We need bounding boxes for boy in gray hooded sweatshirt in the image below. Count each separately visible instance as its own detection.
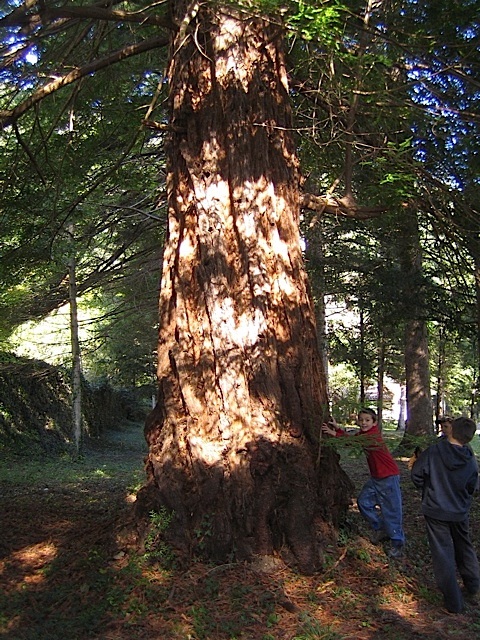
[411,416,480,613]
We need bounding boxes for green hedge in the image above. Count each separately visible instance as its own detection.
[0,353,143,455]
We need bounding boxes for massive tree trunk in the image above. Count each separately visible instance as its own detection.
[136,3,352,573]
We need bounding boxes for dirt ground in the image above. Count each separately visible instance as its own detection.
[1,427,480,640]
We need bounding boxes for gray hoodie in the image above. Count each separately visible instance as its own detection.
[411,437,479,521]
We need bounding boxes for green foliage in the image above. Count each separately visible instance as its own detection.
[0,352,144,455]
[237,0,344,31]
[352,547,371,563]
[194,513,215,552]
[143,508,176,567]
[83,270,160,388]
[189,603,213,639]
[0,354,73,454]
[1,0,480,428]
[328,363,363,421]
[0,4,168,343]
[286,1,344,43]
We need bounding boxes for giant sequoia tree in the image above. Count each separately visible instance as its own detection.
[136,3,352,572]
[3,0,478,570]
[1,0,353,571]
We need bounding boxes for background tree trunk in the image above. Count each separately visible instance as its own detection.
[474,256,480,421]
[137,4,352,573]
[307,231,330,393]
[400,209,433,439]
[435,326,446,428]
[377,333,386,430]
[67,225,82,454]
[359,308,366,405]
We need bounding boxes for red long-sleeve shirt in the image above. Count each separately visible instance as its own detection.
[334,423,399,479]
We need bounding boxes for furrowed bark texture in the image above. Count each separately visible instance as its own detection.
[137,3,352,573]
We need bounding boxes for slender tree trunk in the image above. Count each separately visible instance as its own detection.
[404,318,432,434]
[316,291,329,395]
[377,333,385,430]
[68,245,82,454]
[359,309,366,404]
[397,384,406,430]
[399,209,433,439]
[474,256,480,421]
[306,229,329,394]
[137,3,352,573]
[435,326,446,431]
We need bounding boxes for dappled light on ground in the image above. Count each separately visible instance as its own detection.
[1,542,57,589]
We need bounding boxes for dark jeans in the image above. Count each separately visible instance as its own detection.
[425,516,480,613]
[357,475,405,545]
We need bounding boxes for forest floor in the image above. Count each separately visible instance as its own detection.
[1,423,480,640]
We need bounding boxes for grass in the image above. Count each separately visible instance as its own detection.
[0,421,147,491]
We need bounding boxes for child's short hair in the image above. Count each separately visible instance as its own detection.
[451,417,476,444]
[358,407,377,422]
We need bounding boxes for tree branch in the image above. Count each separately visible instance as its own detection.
[301,193,386,221]
[0,36,169,128]
[45,5,170,28]
[1,3,172,30]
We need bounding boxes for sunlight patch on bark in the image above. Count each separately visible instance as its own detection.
[270,226,292,265]
[196,189,230,232]
[215,17,250,90]
[236,206,256,238]
[188,434,225,465]
[273,269,295,297]
[178,230,196,259]
[210,297,266,349]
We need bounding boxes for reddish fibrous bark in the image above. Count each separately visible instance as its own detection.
[137,3,352,573]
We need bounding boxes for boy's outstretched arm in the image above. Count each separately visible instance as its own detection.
[407,446,423,471]
[410,450,427,488]
[321,417,347,438]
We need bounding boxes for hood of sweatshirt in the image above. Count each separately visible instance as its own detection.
[437,436,474,471]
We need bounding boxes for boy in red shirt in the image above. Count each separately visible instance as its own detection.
[322,408,405,558]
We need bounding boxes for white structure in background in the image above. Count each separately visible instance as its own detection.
[365,379,406,425]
